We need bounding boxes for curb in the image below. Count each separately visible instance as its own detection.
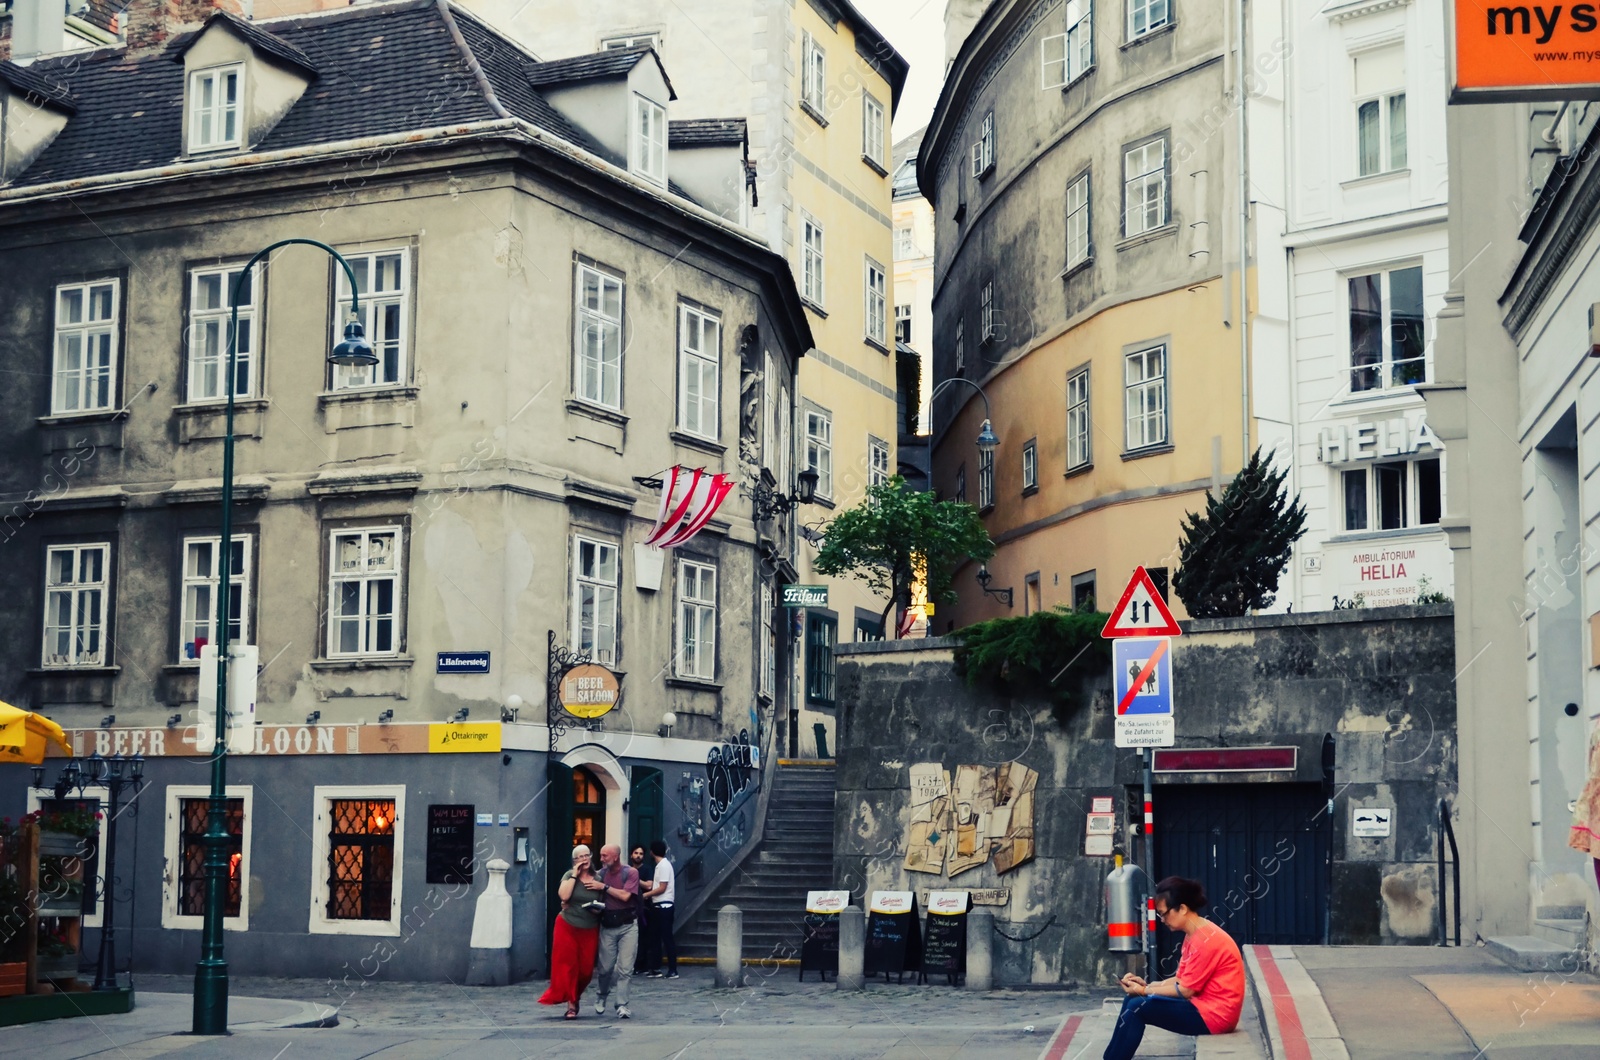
[227,1000,340,1031]
[1243,945,1348,1060]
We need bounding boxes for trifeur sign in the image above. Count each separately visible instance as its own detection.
[1452,0,1600,102]
[782,584,828,608]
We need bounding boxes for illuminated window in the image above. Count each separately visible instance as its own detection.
[325,798,397,921]
[178,797,245,917]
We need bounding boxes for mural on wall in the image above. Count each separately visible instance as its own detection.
[706,729,756,824]
[903,760,1037,877]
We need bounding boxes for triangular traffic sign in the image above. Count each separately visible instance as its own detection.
[1101,566,1182,638]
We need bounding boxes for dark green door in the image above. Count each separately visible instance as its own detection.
[629,766,664,850]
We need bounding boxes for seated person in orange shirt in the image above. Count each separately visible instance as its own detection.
[1104,876,1245,1060]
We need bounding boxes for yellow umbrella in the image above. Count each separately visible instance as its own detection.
[0,700,72,765]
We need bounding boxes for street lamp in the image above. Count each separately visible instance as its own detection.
[928,377,1001,455]
[750,467,821,520]
[194,239,373,1036]
[975,565,1014,608]
[33,753,145,992]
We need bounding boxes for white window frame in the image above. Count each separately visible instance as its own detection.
[955,318,966,375]
[1042,0,1094,88]
[760,582,775,697]
[601,32,661,51]
[573,260,625,409]
[1340,456,1442,533]
[308,784,406,937]
[51,279,119,415]
[188,64,242,153]
[178,535,251,664]
[978,447,995,510]
[1022,439,1038,491]
[325,526,402,659]
[801,213,825,306]
[186,265,258,402]
[677,302,721,439]
[1347,264,1427,392]
[1128,0,1170,40]
[630,93,668,186]
[863,91,885,166]
[971,110,995,178]
[572,534,619,665]
[1356,91,1407,177]
[1066,171,1092,268]
[895,227,916,260]
[865,257,888,346]
[25,785,107,927]
[1067,367,1092,470]
[162,784,254,932]
[1124,344,1168,451]
[331,249,409,390]
[42,542,109,669]
[981,280,996,343]
[895,303,912,344]
[1123,136,1168,237]
[675,559,717,680]
[802,31,827,113]
[805,407,834,500]
[868,435,891,487]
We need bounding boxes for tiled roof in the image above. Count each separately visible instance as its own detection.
[668,118,745,148]
[0,60,76,112]
[78,0,119,34]
[4,0,617,188]
[526,44,676,100]
[174,11,317,76]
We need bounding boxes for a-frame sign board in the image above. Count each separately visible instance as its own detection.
[1100,566,1182,638]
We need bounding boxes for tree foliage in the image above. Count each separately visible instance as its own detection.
[812,477,994,630]
[950,606,1110,714]
[1173,447,1308,618]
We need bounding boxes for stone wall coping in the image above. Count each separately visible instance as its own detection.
[835,603,1453,657]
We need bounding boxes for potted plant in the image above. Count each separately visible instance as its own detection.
[28,809,100,858]
[35,924,78,982]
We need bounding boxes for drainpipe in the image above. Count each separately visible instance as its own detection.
[1237,0,1252,465]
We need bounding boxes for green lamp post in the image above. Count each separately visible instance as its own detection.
[193,239,375,1035]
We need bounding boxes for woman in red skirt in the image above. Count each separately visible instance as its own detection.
[540,845,604,1018]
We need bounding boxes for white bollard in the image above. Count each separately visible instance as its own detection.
[716,905,743,988]
[837,905,865,990]
[965,908,993,991]
[464,858,512,986]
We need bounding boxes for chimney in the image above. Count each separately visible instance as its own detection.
[124,0,242,54]
[8,0,59,63]
[944,0,989,69]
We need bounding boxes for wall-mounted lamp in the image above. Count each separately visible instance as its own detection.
[101,714,115,728]
[751,468,821,520]
[167,713,182,728]
[502,693,524,724]
[451,707,470,724]
[975,566,1014,607]
[659,710,677,738]
[378,709,394,724]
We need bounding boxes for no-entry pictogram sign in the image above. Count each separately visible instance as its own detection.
[1101,566,1182,638]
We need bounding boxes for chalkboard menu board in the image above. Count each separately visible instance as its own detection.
[799,890,848,982]
[864,891,921,983]
[920,891,971,985]
[426,804,475,885]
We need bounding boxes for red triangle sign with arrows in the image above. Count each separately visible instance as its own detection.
[1101,566,1182,638]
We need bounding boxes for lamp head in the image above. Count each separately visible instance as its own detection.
[795,468,820,504]
[130,755,145,782]
[976,419,1000,455]
[976,566,993,590]
[329,319,378,367]
[31,765,44,790]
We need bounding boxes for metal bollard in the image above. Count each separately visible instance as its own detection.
[837,905,865,990]
[966,908,993,990]
[716,905,743,987]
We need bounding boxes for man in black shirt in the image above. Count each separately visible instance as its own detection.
[630,843,656,974]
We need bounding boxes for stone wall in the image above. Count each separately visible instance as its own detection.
[833,604,1457,986]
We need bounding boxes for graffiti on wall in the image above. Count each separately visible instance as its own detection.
[706,728,757,823]
[678,773,708,845]
[903,760,1037,878]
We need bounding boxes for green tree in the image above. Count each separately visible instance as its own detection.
[1173,448,1307,618]
[813,476,995,633]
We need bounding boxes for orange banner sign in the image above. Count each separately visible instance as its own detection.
[1454,1,1600,102]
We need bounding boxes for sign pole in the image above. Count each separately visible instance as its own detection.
[1142,746,1155,975]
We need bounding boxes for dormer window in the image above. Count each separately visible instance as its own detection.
[189,65,243,152]
[631,94,667,186]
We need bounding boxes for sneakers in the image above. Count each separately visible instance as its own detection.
[644,970,664,978]
[616,1005,632,1019]
[666,972,680,980]
[594,998,606,1015]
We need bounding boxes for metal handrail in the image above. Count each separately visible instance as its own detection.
[1437,798,1461,946]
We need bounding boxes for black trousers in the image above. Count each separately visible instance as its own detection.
[632,904,654,972]
[654,904,677,974]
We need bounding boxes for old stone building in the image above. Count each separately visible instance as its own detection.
[0,0,808,980]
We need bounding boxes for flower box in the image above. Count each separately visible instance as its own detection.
[35,953,79,982]
[0,962,25,998]
[37,833,89,858]
[36,900,81,918]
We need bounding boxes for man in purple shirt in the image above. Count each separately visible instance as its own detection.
[591,843,640,1018]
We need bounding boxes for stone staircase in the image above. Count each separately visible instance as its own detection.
[1485,904,1593,972]
[677,761,836,961]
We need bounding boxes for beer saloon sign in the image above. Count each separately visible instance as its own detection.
[559,663,621,720]
[1453,1,1600,101]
